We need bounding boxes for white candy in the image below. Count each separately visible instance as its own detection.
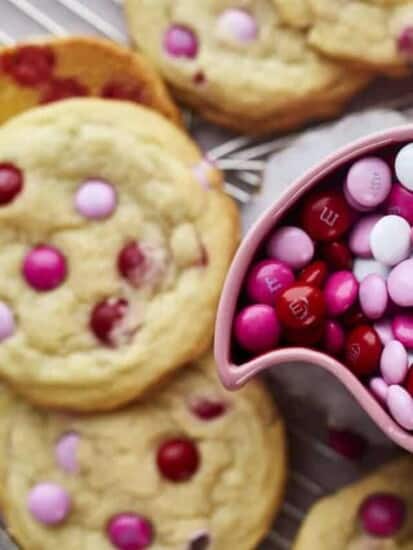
[395,143,413,191]
[370,215,411,266]
[353,258,389,283]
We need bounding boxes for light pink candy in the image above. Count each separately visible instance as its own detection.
[0,302,15,342]
[374,319,394,346]
[345,157,392,209]
[359,274,388,320]
[216,8,258,43]
[323,320,345,355]
[267,226,314,270]
[380,340,408,385]
[344,186,371,212]
[392,314,413,349]
[324,271,358,317]
[388,259,413,307]
[75,180,117,220]
[55,433,79,474]
[349,215,381,258]
[27,483,71,525]
[387,385,413,430]
[369,377,389,404]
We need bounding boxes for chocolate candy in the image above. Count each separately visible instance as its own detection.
[266,226,314,269]
[349,215,380,258]
[360,493,406,537]
[188,531,211,550]
[284,322,325,346]
[163,25,199,58]
[190,398,227,421]
[75,179,117,220]
[369,377,389,404]
[353,257,389,283]
[90,298,129,347]
[370,215,411,266]
[321,241,353,271]
[0,302,15,342]
[157,438,200,482]
[276,284,325,330]
[23,245,67,292]
[359,274,388,321]
[386,183,413,224]
[0,163,23,205]
[387,385,413,430]
[246,259,294,305]
[324,271,358,317]
[392,314,413,349]
[299,260,327,288]
[345,157,391,210]
[216,8,258,44]
[301,191,351,242]
[107,513,153,550]
[27,482,71,525]
[374,319,394,346]
[55,433,79,474]
[395,143,413,191]
[345,325,382,377]
[234,304,280,353]
[380,340,408,385]
[388,259,413,307]
[323,320,345,355]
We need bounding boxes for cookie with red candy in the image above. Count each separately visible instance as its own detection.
[0,354,286,550]
[0,36,181,126]
[294,457,411,550]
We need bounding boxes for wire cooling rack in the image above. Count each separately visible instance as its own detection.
[0,1,411,548]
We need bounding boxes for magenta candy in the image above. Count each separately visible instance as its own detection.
[393,314,413,349]
[349,215,380,258]
[359,274,388,320]
[0,302,15,342]
[388,259,413,307]
[328,428,366,460]
[163,25,198,58]
[107,513,153,550]
[380,340,408,385]
[324,271,358,317]
[398,26,413,54]
[246,259,294,305]
[267,226,314,270]
[386,183,413,224]
[369,377,389,404]
[216,9,258,43]
[75,179,117,220]
[323,320,345,355]
[387,385,413,430]
[55,433,79,474]
[23,245,67,291]
[374,320,394,346]
[27,483,71,525]
[234,305,280,354]
[345,157,392,210]
[360,493,406,537]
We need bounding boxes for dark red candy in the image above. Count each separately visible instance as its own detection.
[157,438,200,482]
[321,241,353,271]
[118,242,145,282]
[40,78,88,103]
[341,305,367,328]
[101,81,145,103]
[276,284,325,330]
[0,163,23,205]
[90,298,128,347]
[360,494,406,537]
[345,325,382,377]
[284,322,324,346]
[2,45,55,86]
[301,191,352,242]
[299,261,328,288]
[190,398,227,421]
[328,428,367,461]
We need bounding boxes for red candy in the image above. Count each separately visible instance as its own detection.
[321,241,353,271]
[40,78,88,104]
[341,305,367,328]
[2,45,55,86]
[190,398,227,420]
[299,260,327,288]
[360,494,406,537]
[0,163,23,205]
[344,325,382,377]
[276,284,325,330]
[328,428,367,460]
[301,191,352,241]
[284,322,324,346]
[90,298,129,347]
[157,438,200,482]
[101,81,145,103]
[118,242,145,283]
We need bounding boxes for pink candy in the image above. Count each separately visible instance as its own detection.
[388,259,413,307]
[345,157,392,210]
[267,226,314,270]
[55,433,80,474]
[349,215,380,258]
[234,305,280,354]
[369,377,389,404]
[374,319,394,346]
[107,513,153,550]
[380,340,408,385]
[75,179,117,220]
[359,274,388,320]
[324,271,358,317]
[387,385,413,430]
[0,302,15,342]
[323,320,345,355]
[386,183,413,224]
[246,259,294,305]
[23,245,67,292]
[392,314,413,349]
[163,25,198,58]
[27,483,71,525]
[216,9,258,44]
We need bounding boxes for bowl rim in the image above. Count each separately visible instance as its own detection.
[214,123,413,452]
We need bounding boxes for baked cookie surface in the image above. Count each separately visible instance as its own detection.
[1,354,286,550]
[308,0,413,74]
[125,0,371,135]
[0,99,239,411]
[294,457,413,550]
[0,36,181,125]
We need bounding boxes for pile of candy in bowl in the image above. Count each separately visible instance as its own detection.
[233,143,413,431]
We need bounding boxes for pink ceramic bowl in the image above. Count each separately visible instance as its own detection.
[215,124,413,453]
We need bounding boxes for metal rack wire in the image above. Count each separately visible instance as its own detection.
[0,1,407,548]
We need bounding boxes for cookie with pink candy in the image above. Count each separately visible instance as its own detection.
[0,98,239,411]
[0,354,286,550]
[294,457,411,549]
